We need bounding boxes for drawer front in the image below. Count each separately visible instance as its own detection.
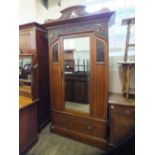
[52,111,106,139]
[110,105,135,144]
[110,104,135,117]
[112,115,134,143]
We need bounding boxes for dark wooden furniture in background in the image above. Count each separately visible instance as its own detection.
[108,94,135,147]
[65,73,88,103]
[44,6,114,149]
[19,22,50,131]
[19,32,39,154]
[19,99,38,155]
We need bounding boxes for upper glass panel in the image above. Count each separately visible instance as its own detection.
[52,43,58,63]
[96,39,105,62]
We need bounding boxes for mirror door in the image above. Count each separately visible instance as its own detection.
[50,33,108,117]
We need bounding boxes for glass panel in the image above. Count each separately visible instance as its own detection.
[96,39,105,62]
[52,43,58,62]
[19,56,32,81]
[19,56,32,98]
[63,37,90,113]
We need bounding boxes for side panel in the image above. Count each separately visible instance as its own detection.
[92,35,109,120]
[49,40,63,110]
[19,102,38,155]
[36,29,50,130]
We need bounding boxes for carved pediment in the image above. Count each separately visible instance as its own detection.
[59,5,88,19]
[45,5,111,23]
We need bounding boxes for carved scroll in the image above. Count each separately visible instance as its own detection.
[48,20,108,46]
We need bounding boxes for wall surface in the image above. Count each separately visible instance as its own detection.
[19,0,135,94]
[19,0,37,24]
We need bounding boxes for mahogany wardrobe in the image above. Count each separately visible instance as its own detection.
[44,6,114,149]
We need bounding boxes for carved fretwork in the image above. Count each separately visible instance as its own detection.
[48,20,108,46]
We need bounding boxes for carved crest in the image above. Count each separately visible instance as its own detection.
[45,5,111,24]
[59,5,88,19]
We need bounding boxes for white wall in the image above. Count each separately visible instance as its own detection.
[35,0,48,23]
[108,6,135,94]
[64,37,90,72]
[19,0,37,24]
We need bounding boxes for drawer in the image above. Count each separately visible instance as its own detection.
[113,113,134,133]
[110,104,135,117]
[110,116,134,144]
[52,112,106,139]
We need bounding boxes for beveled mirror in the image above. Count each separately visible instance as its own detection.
[63,36,90,113]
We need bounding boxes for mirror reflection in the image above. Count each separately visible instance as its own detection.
[19,56,32,81]
[19,56,32,97]
[63,37,90,113]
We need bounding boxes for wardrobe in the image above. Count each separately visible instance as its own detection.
[19,23,50,131]
[43,6,115,149]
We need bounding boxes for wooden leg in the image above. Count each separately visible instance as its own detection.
[122,65,130,99]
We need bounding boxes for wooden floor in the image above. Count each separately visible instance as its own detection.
[26,123,105,155]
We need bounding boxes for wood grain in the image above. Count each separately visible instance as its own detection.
[19,95,32,109]
[19,102,38,155]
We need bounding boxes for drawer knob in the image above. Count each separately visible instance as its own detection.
[125,110,134,116]
[87,125,93,130]
[111,105,115,109]
[61,119,67,123]
[51,125,54,130]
